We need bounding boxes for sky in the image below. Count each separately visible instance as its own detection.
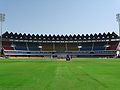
[0,0,120,35]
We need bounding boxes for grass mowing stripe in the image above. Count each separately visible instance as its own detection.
[67,61,107,90]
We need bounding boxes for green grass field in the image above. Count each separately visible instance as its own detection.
[0,57,120,90]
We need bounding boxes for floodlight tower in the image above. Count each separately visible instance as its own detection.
[116,14,120,37]
[116,14,120,55]
[0,13,5,50]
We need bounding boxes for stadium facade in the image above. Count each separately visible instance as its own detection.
[1,31,120,57]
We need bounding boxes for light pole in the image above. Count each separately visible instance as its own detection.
[0,13,5,50]
[116,14,120,37]
[116,14,120,56]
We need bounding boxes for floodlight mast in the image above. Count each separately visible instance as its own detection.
[116,14,120,53]
[116,14,120,37]
[0,13,5,50]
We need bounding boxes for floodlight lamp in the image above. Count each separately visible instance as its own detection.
[0,13,5,22]
[78,46,82,48]
[38,46,42,48]
[116,14,120,22]
[11,44,15,47]
[104,44,110,48]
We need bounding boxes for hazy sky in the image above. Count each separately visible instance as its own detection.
[0,0,120,35]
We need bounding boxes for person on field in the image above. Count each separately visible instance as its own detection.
[1,47,5,57]
[66,55,70,61]
[116,51,120,58]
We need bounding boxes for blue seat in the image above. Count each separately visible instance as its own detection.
[13,42,27,50]
[80,42,93,51]
[27,42,41,51]
[93,42,106,50]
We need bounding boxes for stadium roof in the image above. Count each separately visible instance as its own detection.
[2,31,119,41]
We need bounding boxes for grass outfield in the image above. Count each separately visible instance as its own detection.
[0,58,120,90]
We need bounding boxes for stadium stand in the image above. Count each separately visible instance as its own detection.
[67,43,79,51]
[93,42,107,50]
[27,42,41,51]
[13,42,27,50]
[2,31,120,57]
[42,43,53,51]
[2,41,13,50]
[107,41,119,50]
[80,42,93,51]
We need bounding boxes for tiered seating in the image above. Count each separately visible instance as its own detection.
[27,42,40,51]
[55,43,66,51]
[80,42,93,51]
[107,41,119,50]
[42,43,53,51]
[67,43,79,51]
[93,42,106,50]
[4,41,41,51]
[13,42,27,50]
[2,31,119,57]
[2,41,14,50]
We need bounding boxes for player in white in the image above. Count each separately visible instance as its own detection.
[116,51,120,57]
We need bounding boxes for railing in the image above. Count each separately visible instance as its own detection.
[4,50,117,56]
